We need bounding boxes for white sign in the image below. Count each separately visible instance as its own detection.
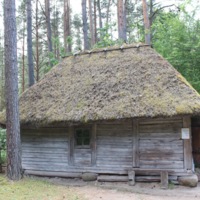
[181,128,190,139]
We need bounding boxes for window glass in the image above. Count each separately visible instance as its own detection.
[75,128,91,147]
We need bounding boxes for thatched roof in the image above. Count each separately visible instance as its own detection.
[18,44,200,126]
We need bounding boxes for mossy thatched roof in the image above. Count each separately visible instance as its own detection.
[18,44,200,126]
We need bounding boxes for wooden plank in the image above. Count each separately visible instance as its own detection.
[22,157,68,163]
[139,117,182,125]
[22,142,68,148]
[132,119,139,167]
[91,123,97,166]
[139,123,182,133]
[24,170,81,178]
[140,153,184,161]
[96,124,132,131]
[160,171,168,189]
[97,175,128,182]
[69,126,74,166]
[183,116,193,170]
[139,139,183,146]
[139,164,183,169]
[22,148,68,153]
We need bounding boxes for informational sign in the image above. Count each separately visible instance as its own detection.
[181,128,190,139]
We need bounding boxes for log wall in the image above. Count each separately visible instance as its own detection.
[22,128,69,172]
[138,118,184,169]
[21,117,191,178]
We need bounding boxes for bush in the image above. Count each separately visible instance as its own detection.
[0,129,6,164]
[0,129,6,151]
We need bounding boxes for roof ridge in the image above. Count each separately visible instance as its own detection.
[63,44,151,58]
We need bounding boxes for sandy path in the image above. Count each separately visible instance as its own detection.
[74,182,200,200]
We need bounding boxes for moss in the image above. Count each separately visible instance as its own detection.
[177,74,200,95]
[4,44,200,127]
[175,104,192,114]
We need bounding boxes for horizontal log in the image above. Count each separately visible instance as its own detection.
[139,153,183,161]
[98,175,129,182]
[23,165,188,175]
[97,119,132,125]
[22,128,69,134]
[96,131,132,136]
[22,152,68,158]
[22,142,68,148]
[22,148,68,153]
[97,124,132,131]
[139,118,182,125]
[96,156,132,162]
[24,170,81,178]
[22,137,68,143]
[139,164,183,169]
[139,123,182,133]
[22,157,68,163]
[139,138,183,145]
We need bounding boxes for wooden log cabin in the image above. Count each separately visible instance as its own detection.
[3,44,200,184]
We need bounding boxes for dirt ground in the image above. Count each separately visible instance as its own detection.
[46,177,200,200]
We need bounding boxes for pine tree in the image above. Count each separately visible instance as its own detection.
[4,0,22,180]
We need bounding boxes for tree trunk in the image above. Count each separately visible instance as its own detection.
[117,0,126,41]
[82,0,89,50]
[45,0,53,54]
[27,0,34,87]
[35,0,39,82]
[97,0,102,29]
[94,0,97,43]
[142,0,151,45]
[88,0,95,47]
[64,0,71,53]
[4,0,22,181]
[22,19,25,91]
[106,0,111,25]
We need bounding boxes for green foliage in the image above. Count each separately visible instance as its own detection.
[94,24,116,48]
[152,11,200,93]
[0,129,6,151]
[0,129,6,164]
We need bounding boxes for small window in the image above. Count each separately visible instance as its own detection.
[75,128,91,147]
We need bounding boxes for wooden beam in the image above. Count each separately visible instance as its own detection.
[91,123,97,166]
[68,126,74,166]
[133,119,139,167]
[183,117,192,170]
[160,171,168,189]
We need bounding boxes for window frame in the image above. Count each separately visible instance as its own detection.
[74,126,92,149]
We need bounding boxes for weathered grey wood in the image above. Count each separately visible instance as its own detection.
[24,170,81,178]
[91,123,97,166]
[74,148,91,166]
[160,171,168,189]
[140,153,183,161]
[133,119,139,167]
[140,160,183,169]
[128,170,135,186]
[69,126,74,166]
[139,117,182,125]
[183,116,192,170]
[98,175,128,182]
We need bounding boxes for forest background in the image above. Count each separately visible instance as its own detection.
[0,0,199,112]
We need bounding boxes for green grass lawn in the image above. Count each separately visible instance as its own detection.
[0,174,83,200]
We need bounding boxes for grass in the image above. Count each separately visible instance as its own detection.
[0,174,84,200]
